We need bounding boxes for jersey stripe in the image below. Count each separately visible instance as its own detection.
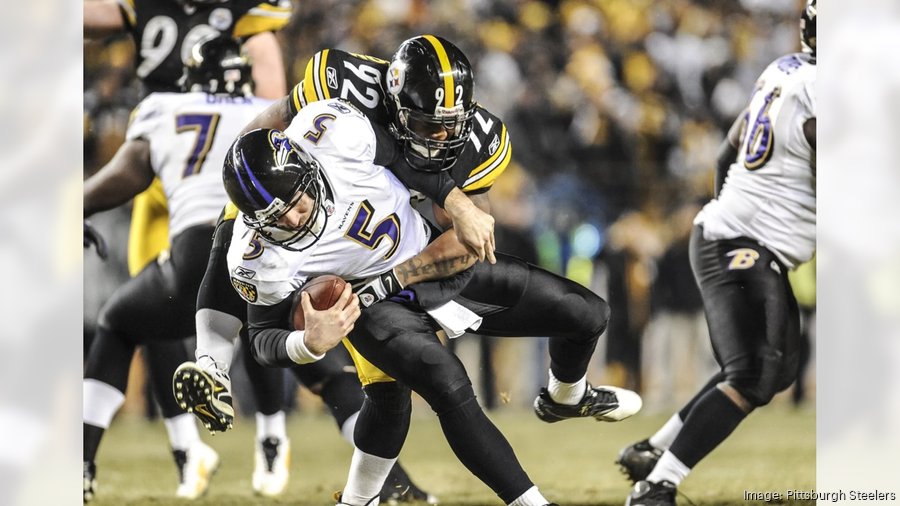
[302,51,330,104]
[318,49,332,100]
[290,82,304,113]
[463,126,511,191]
[233,3,292,38]
[422,35,454,109]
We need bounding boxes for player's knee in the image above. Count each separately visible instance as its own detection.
[428,382,477,416]
[561,292,610,339]
[363,381,411,414]
[727,368,782,408]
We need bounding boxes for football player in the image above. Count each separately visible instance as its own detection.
[619,3,817,505]
[228,36,642,506]
[84,0,296,498]
[82,35,288,501]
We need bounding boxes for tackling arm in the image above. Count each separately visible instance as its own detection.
[239,96,295,135]
[84,139,154,217]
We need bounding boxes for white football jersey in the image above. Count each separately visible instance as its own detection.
[696,53,816,269]
[227,99,432,305]
[126,92,271,239]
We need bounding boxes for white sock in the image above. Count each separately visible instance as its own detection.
[508,485,549,506]
[256,411,288,441]
[341,411,360,445]
[83,379,126,428]
[648,414,684,450]
[164,413,200,451]
[647,450,691,486]
[342,448,396,505]
[195,308,242,373]
[547,369,586,405]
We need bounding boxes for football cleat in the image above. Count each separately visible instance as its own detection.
[616,439,663,483]
[533,384,642,423]
[252,437,291,496]
[626,480,677,506]
[83,461,97,502]
[174,440,220,499]
[381,462,439,504]
[173,361,234,434]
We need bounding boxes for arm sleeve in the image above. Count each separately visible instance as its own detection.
[387,156,457,207]
[247,297,295,367]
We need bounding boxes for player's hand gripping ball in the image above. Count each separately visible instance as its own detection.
[290,275,348,330]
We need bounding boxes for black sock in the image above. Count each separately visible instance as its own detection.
[84,423,105,463]
[143,341,192,418]
[437,394,532,503]
[678,372,727,421]
[354,383,411,458]
[319,372,365,429]
[669,387,747,468]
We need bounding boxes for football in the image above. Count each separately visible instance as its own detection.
[290,275,348,330]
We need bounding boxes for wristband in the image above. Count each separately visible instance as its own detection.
[285,330,325,364]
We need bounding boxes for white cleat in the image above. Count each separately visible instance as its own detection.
[174,440,220,499]
[252,437,290,497]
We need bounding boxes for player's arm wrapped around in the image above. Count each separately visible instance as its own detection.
[354,228,478,309]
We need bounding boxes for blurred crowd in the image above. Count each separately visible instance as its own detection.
[84,0,813,413]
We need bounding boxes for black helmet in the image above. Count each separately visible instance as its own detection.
[800,0,816,56]
[182,34,253,96]
[222,129,332,251]
[386,35,476,172]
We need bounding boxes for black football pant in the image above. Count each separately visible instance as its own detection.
[689,225,801,406]
[349,253,610,503]
[83,225,284,418]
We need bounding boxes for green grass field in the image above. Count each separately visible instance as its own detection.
[92,404,814,505]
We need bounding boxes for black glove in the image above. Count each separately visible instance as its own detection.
[84,220,108,260]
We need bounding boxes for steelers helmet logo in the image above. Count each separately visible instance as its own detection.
[387,61,406,96]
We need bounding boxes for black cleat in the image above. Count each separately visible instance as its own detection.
[381,462,439,504]
[626,480,677,506]
[334,492,378,505]
[83,461,96,503]
[173,362,234,434]
[533,384,642,423]
[616,439,663,483]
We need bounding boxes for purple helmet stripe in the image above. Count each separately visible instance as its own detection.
[240,149,276,205]
[232,151,262,208]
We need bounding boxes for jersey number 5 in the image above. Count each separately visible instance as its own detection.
[176,113,221,177]
[344,200,401,260]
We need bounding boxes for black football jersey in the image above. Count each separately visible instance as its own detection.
[289,49,512,194]
[117,0,292,95]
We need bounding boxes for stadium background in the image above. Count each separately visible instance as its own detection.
[82,0,816,503]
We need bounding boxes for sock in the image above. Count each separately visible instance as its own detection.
[508,485,550,506]
[195,308,242,373]
[342,448,396,505]
[667,387,748,469]
[678,372,726,421]
[83,379,125,429]
[164,413,201,451]
[547,369,586,405]
[341,411,360,445]
[256,411,288,441]
[646,450,691,486]
[648,414,684,450]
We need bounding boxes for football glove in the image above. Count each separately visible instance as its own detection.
[84,220,108,260]
[354,270,403,308]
